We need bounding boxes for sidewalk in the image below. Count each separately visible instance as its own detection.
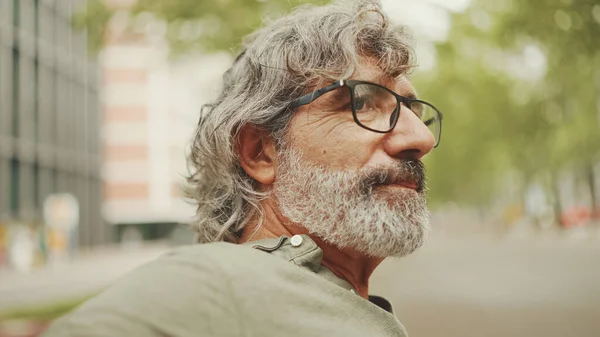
[0,243,169,312]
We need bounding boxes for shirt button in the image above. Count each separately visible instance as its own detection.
[350,289,356,294]
[290,235,303,247]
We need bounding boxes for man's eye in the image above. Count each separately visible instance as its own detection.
[355,97,366,110]
[354,96,376,112]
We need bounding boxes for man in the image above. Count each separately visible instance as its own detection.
[44,0,442,336]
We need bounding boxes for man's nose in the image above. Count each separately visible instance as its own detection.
[383,105,436,160]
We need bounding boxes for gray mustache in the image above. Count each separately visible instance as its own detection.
[359,160,426,193]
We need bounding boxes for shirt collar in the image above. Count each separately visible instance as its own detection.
[244,234,395,314]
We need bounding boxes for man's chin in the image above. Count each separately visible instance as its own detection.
[372,235,428,258]
[372,185,421,205]
[388,236,428,258]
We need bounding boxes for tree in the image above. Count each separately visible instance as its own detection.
[74,0,327,53]
[419,0,600,224]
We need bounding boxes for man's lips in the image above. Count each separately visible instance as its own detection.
[379,180,419,190]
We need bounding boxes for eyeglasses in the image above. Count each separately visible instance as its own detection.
[291,79,443,147]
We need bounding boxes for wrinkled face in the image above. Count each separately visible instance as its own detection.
[273,60,436,258]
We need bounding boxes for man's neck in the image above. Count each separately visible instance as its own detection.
[238,199,383,299]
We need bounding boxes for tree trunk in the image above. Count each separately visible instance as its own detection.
[588,163,598,221]
[551,172,564,228]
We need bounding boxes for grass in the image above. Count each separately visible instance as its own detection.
[0,294,95,322]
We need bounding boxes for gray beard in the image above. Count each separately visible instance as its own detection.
[273,147,431,258]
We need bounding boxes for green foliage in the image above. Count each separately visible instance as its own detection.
[420,0,600,207]
[74,0,327,54]
[72,0,113,53]
[0,294,94,321]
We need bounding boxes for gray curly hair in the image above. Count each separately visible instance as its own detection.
[185,0,415,243]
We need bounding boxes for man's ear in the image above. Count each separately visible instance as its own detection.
[236,124,277,186]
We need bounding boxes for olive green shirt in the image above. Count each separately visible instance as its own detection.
[44,235,407,336]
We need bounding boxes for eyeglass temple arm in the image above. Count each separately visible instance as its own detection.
[291,81,344,107]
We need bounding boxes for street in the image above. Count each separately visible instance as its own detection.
[372,231,600,337]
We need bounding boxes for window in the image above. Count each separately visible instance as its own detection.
[19,163,34,218]
[0,159,8,217]
[33,163,39,208]
[19,52,35,142]
[11,48,19,138]
[0,43,12,136]
[37,166,52,211]
[16,0,35,145]
[87,90,100,156]
[38,65,54,147]
[9,158,19,215]
[38,0,53,45]
[12,0,20,27]
[33,0,40,143]
[34,0,39,35]
[72,83,83,154]
[55,74,68,151]
[20,0,34,34]
[51,167,58,193]
[1,1,13,24]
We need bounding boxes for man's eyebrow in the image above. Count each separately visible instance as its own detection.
[401,91,418,100]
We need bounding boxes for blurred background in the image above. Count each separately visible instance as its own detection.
[0,0,598,336]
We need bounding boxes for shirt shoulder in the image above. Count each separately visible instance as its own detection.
[43,242,262,337]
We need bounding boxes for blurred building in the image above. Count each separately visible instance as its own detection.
[0,0,106,264]
[100,39,183,241]
[100,4,231,242]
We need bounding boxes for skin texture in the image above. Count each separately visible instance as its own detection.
[236,59,435,299]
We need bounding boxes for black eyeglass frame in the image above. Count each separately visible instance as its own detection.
[291,79,443,147]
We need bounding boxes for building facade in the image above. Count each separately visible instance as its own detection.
[100,6,230,242]
[0,0,106,259]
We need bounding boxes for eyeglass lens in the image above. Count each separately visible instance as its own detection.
[352,83,441,145]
